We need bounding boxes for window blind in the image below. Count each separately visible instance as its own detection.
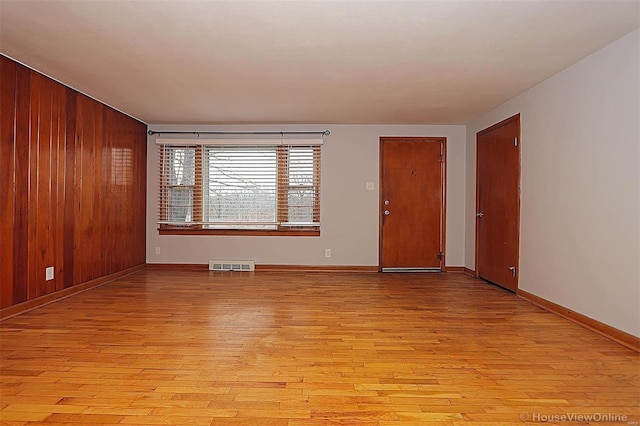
[158,143,320,230]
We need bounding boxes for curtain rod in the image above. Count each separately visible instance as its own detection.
[147,129,330,137]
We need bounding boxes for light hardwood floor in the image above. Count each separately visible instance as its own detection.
[1,270,638,425]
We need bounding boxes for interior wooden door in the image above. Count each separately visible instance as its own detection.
[476,114,520,291]
[380,137,445,271]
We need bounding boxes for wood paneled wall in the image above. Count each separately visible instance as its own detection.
[0,55,146,309]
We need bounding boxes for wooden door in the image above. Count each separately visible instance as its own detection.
[380,137,445,271]
[476,114,520,291]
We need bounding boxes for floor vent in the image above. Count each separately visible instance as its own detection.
[208,260,255,272]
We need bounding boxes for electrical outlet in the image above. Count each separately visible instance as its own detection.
[155,247,161,255]
[365,182,375,191]
[325,248,332,258]
[45,267,54,281]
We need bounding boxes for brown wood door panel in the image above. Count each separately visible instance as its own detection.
[476,115,520,291]
[380,138,444,270]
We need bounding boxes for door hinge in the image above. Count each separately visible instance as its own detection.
[514,137,518,147]
[439,154,444,163]
[437,252,444,260]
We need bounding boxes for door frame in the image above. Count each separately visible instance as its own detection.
[378,137,447,272]
[475,113,521,288]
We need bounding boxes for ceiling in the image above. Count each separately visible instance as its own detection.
[1,1,638,125]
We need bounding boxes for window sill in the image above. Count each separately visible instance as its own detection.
[158,228,320,237]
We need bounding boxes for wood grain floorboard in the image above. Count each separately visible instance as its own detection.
[1,270,638,425]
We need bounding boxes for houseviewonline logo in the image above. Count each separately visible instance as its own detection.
[519,412,635,423]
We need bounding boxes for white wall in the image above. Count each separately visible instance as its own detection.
[465,30,640,336]
[147,124,466,267]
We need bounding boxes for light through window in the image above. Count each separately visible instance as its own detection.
[204,146,277,229]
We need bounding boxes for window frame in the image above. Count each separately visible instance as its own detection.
[158,144,320,236]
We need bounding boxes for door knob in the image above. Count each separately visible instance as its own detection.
[384,210,390,216]
[384,200,390,205]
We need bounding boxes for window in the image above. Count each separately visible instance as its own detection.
[158,141,321,235]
